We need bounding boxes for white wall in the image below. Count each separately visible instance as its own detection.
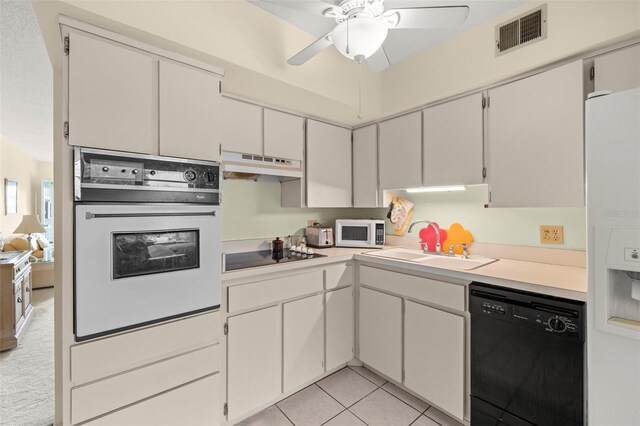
[381,1,640,116]
[388,187,586,250]
[222,179,385,241]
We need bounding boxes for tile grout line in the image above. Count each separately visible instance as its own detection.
[315,382,349,410]
[275,403,296,426]
[347,408,371,426]
[378,385,429,416]
[319,408,348,426]
[347,365,387,388]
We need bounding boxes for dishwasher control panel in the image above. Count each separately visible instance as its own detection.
[470,283,585,341]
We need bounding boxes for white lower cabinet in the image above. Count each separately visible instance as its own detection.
[404,300,465,420]
[86,374,221,426]
[283,294,325,392]
[326,287,354,371]
[227,306,281,421]
[359,287,402,382]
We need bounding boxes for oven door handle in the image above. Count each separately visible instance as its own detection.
[85,211,216,220]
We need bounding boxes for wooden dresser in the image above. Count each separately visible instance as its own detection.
[0,251,34,351]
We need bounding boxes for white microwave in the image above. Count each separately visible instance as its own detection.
[335,219,385,248]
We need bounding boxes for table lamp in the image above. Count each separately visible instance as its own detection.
[14,215,46,254]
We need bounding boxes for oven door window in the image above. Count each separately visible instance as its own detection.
[113,230,199,279]
[341,226,369,242]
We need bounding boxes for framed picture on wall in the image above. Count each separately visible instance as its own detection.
[5,179,17,215]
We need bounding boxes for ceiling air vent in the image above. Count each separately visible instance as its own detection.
[496,5,547,56]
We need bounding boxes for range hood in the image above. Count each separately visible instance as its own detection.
[222,151,303,180]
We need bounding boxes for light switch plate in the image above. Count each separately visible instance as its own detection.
[540,225,564,244]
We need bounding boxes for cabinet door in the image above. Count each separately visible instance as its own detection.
[159,60,221,161]
[423,93,484,186]
[227,306,281,421]
[14,282,23,327]
[358,287,402,382]
[86,374,221,426]
[326,287,354,371]
[283,294,324,392]
[405,301,465,420]
[221,97,262,155]
[353,124,379,207]
[487,61,584,207]
[379,112,422,190]
[21,272,31,314]
[595,44,640,93]
[306,120,352,207]
[68,32,156,154]
[264,109,304,161]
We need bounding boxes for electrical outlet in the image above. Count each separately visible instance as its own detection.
[540,225,564,244]
[307,219,319,227]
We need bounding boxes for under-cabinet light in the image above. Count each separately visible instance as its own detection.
[406,186,466,193]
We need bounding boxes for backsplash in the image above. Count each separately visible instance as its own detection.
[388,186,586,250]
[221,179,385,241]
[222,181,585,250]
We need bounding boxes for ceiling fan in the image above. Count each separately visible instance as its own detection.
[285,0,470,70]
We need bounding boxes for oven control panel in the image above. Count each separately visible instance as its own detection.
[75,147,220,204]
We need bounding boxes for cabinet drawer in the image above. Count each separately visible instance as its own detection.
[71,344,219,424]
[85,373,221,426]
[359,265,467,312]
[71,311,220,384]
[228,269,323,313]
[325,262,353,290]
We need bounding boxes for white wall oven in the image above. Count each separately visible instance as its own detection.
[74,148,221,341]
[335,219,385,248]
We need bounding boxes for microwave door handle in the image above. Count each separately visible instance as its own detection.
[85,211,216,220]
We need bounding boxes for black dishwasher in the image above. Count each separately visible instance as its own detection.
[470,283,585,426]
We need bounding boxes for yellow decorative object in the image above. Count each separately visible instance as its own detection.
[442,223,473,255]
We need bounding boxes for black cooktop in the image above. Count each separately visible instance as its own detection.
[224,249,327,271]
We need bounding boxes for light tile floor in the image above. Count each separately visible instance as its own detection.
[237,366,464,426]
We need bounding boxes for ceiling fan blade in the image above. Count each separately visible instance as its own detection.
[366,46,391,72]
[259,0,339,16]
[385,6,470,29]
[287,33,333,65]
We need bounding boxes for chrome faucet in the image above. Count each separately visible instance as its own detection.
[408,220,442,254]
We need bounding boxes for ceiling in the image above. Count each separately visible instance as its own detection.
[0,0,53,162]
[249,0,526,69]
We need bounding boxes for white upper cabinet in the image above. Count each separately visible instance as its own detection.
[264,109,304,161]
[423,93,484,186]
[594,44,640,93]
[159,60,221,162]
[221,97,262,155]
[68,32,156,154]
[487,61,584,207]
[352,125,379,207]
[379,112,422,190]
[306,120,352,208]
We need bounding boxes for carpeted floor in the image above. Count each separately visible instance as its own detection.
[0,287,54,426]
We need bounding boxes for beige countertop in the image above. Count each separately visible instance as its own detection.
[222,245,586,301]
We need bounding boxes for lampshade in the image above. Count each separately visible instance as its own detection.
[331,16,388,61]
[14,215,46,234]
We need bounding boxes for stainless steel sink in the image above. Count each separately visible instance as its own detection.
[364,248,498,271]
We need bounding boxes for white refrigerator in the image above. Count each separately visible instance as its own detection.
[586,88,640,425]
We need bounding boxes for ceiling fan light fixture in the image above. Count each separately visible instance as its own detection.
[331,16,388,60]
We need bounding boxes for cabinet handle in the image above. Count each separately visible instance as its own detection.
[26,287,30,292]
[17,297,22,303]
